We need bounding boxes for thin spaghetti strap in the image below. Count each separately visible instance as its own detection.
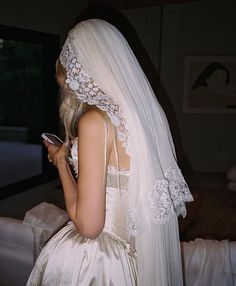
[113,126,119,171]
[112,125,121,193]
[102,118,109,188]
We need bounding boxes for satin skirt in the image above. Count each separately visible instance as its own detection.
[27,222,138,286]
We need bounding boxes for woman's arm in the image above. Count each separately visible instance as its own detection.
[44,109,109,239]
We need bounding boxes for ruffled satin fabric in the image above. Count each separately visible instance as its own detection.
[27,222,138,286]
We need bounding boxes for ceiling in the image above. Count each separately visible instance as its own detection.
[89,0,199,10]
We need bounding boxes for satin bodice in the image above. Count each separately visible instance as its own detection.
[104,166,130,242]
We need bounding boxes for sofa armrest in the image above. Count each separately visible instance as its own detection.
[0,217,34,250]
[23,202,69,257]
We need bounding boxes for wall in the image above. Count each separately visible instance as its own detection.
[123,0,236,172]
[0,0,88,38]
[161,0,236,172]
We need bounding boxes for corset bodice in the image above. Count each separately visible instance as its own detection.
[104,166,130,242]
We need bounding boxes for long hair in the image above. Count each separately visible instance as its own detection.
[56,60,89,142]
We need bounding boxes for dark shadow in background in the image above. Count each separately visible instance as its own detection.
[0,25,60,199]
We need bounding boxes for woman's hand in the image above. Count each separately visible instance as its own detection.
[43,140,67,168]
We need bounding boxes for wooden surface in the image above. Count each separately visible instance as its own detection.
[180,185,236,241]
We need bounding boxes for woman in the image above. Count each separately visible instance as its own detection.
[27,19,193,286]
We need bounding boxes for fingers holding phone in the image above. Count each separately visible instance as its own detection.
[42,133,66,167]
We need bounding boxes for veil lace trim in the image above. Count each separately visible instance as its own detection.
[59,38,130,155]
[128,168,193,236]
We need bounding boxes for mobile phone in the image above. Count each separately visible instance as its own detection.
[41,133,64,146]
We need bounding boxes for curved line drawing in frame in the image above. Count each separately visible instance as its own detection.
[183,56,236,113]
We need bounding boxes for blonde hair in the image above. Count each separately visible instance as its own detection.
[56,60,87,142]
[56,60,108,145]
[59,88,88,140]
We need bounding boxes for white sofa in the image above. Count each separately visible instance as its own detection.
[182,238,236,286]
[0,203,69,286]
[0,203,236,286]
[0,217,34,286]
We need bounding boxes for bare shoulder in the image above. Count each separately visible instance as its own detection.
[78,109,106,134]
[79,108,105,123]
[78,108,113,151]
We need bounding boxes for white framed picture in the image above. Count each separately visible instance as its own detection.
[183,56,236,113]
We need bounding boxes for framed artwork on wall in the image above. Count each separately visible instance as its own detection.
[183,56,236,113]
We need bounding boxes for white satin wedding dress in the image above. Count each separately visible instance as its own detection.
[27,140,138,286]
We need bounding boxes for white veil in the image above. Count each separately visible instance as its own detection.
[60,19,193,286]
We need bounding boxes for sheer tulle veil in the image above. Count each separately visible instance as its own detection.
[59,19,193,286]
